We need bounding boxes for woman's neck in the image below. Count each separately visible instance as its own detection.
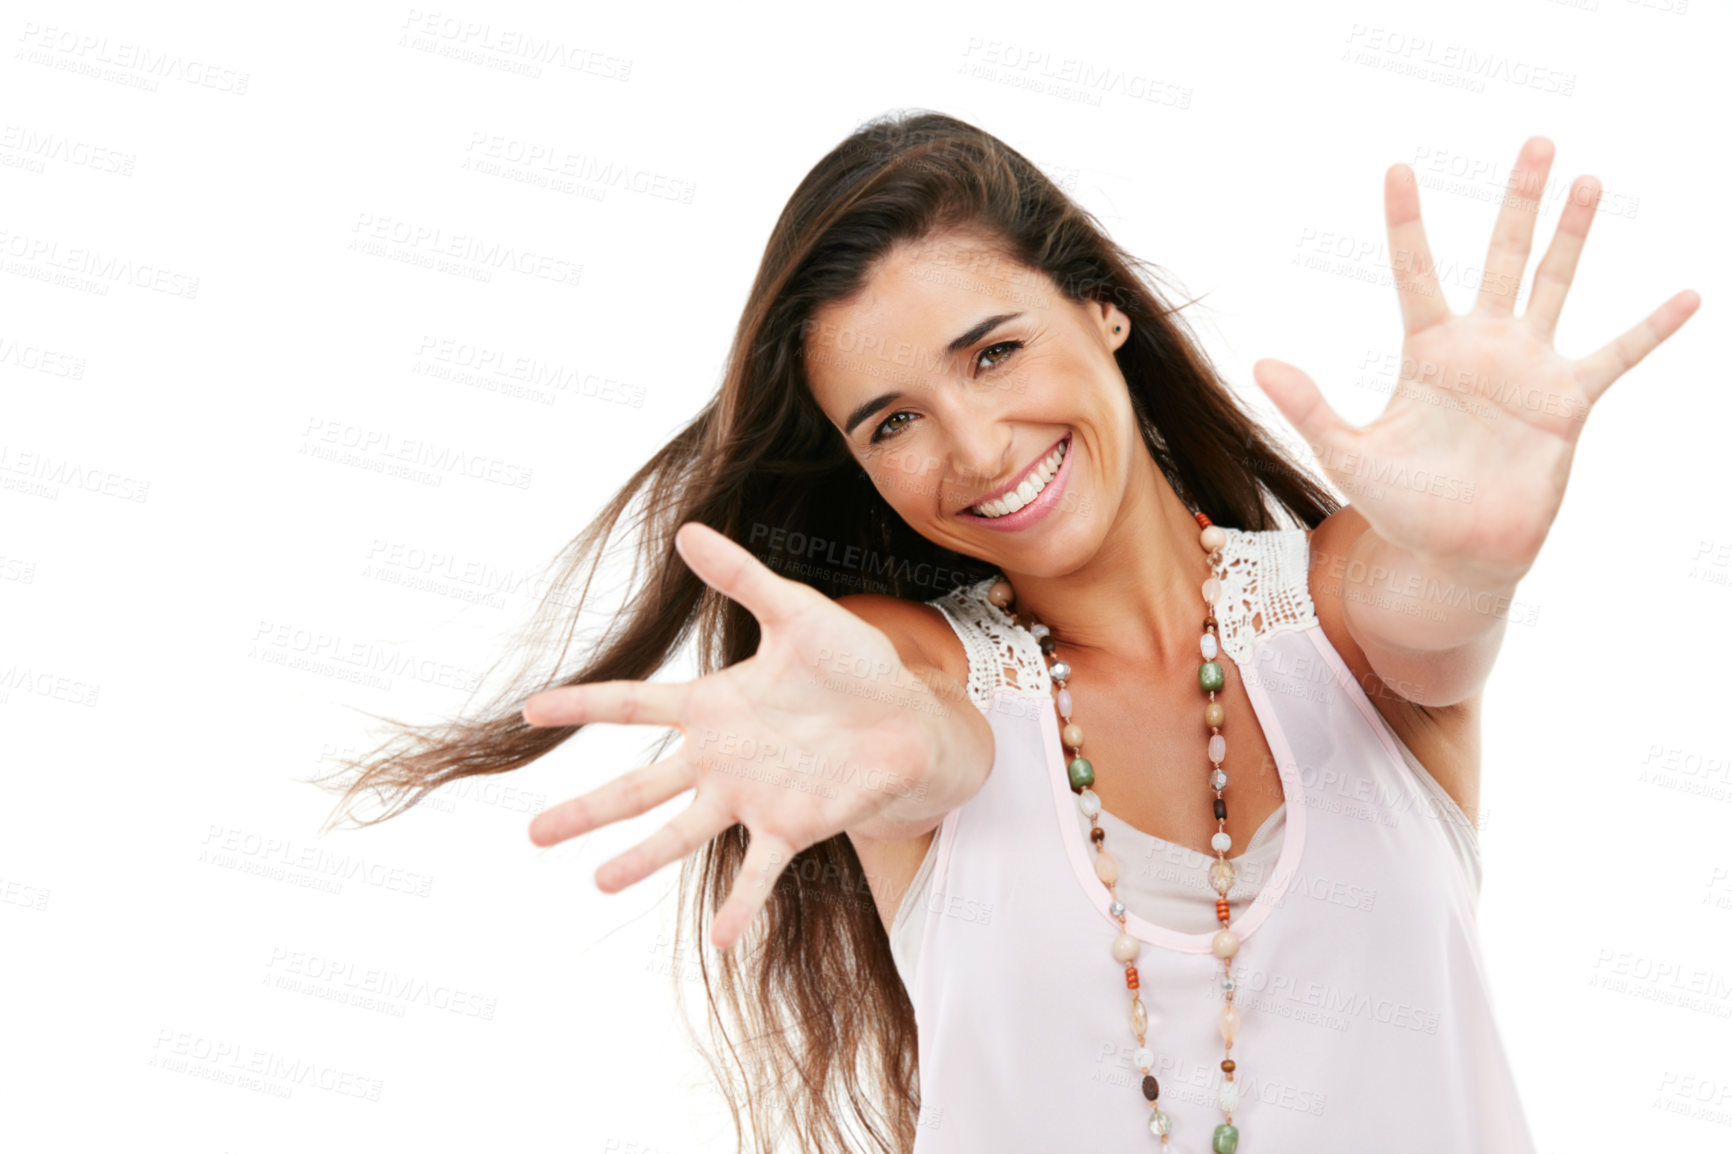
[997,456,1212,669]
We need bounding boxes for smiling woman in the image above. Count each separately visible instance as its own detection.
[310,109,1695,1153]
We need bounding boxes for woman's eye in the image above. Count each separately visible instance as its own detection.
[867,341,1022,444]
[870,410,916,444]
[976,339,1022,373]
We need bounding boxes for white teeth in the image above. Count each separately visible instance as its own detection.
[969,438,1067,519]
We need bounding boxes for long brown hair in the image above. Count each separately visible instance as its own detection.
[311,109,1339,1153]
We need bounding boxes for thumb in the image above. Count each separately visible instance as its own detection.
[1250,357,1359,474]
[672,521,815,629]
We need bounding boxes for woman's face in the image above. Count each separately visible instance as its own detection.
[803,229,1140,576]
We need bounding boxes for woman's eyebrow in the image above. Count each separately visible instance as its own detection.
[844,392,897,437]
[946,311,1022,355]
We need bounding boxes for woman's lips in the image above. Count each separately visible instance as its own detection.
[955,433,1074,532]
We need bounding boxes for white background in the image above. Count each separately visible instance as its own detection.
[3,0,1729,1150]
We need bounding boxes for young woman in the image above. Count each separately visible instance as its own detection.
[317,112,1697,1152]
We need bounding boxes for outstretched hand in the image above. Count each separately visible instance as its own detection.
[1254,136,1699,579]
[522,522,956,952]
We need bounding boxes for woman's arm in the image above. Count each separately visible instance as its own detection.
[1309,504,1515,708]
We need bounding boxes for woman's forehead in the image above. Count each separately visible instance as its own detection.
[813,240,1043,346]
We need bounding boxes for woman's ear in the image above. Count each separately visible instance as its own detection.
[1100,301,1130,351]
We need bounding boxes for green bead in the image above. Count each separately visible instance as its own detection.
[1198,661,1225,692]
[1212,1122,1239,1154]
[1067,756,1095,790]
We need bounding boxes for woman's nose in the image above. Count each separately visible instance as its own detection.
[941,425,1011,496]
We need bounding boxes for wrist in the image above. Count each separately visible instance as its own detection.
[873,663,992,839]
[1341,525,1528,653]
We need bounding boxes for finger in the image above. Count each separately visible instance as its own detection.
[522,678,691,728]
[1475,136,1555,317]
[1572,289,1702,405]
[673,521,821,629]
[1251,358,1362,482]
[1384,164,1451,333]
[1524,175,1601,343]
[528,750,695,848]
[594,794,735,894]
[710,826,796,951]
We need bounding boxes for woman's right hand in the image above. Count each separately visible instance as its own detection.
[522,521,980,951]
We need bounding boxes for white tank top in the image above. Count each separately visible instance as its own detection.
[890,526,1535,1150]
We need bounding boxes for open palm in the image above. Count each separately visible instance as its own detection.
[1255,136,1700,578]
[522,522,958,950]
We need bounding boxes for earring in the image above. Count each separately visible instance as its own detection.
[1114,325,1122,332]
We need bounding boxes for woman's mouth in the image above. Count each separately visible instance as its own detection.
[956,433,1073,531]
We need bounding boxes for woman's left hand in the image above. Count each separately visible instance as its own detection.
[1252,135,1700,581]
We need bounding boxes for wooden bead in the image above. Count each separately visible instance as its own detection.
[1142,1074,1160,1100]
[1221,1059,1236,1073]
[987,580,1014,608]
[1205,701,1226,728]
[1214,798,1227,820]
[1090,826,1106,846]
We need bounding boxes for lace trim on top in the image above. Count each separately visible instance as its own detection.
[925,527,1319,709]
[1212,526,1318,666]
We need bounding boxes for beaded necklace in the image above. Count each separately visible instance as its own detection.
[987,511,1243,1153]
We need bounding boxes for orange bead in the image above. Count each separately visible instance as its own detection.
[1216,899,1230,923]
[1126,966,1140,989]
[1195,512,1213,528]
